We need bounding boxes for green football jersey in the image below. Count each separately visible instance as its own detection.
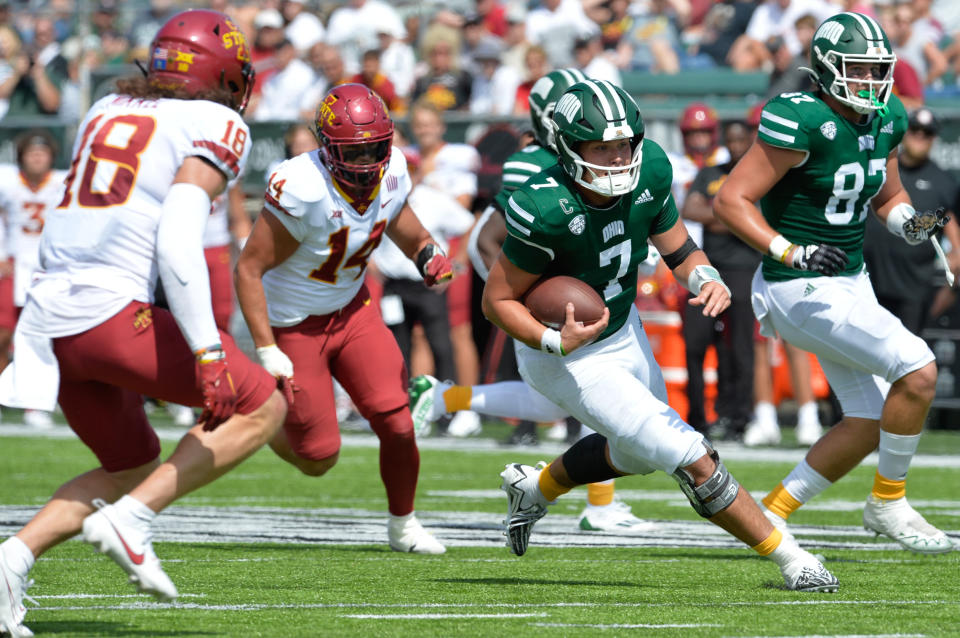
[757,91,908,281]
[493,144,558,213]
[503,138,677,342]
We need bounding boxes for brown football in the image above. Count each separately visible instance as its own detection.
[524,276,606,328]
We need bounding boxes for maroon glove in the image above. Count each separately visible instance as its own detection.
[196,346,237,431]
[416,244,454,287]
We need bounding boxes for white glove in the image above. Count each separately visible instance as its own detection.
[257,344,294,378]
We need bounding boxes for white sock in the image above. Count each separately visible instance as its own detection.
[755,401,778,426]
[782,459,833,504]
[766,534,804,569]
[470,381,569,422]
[877,430,920,481]
[797,401,820,427]
[0,537,35,575]
[114,495,157,526]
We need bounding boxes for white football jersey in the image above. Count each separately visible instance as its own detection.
[20,94,250,338]
[262,149,411,326]
[0,165,67,306]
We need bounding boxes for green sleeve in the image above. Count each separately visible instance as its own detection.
[651,192,680,235]
[757,97,810,151]
[501,190,554,274]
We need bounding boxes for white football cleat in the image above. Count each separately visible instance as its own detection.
[545,420,568,442]
[388,513,446,554]
[82,499,178,601]
[447,410,482,437]
[762,506,796,543]
[743,419,781,447]
[408,375,453,438]
[500,462,552,556]
[0,547,34,637]
[863,494,954,554]
[780,550,839,593]
[22,410,54,430]
[578,499,653,533]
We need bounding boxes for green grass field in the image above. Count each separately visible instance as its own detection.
[2,417,959,637]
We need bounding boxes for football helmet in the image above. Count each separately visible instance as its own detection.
[528,68,587,152]
[550,79,644,197]
[804,12,896,114]
[148,9,255,114]
[679,102,719,166]
[314,83,394,192]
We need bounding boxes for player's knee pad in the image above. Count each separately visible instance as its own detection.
[562,433,620,484]
[672,448,740,518]
[369,406,416,442]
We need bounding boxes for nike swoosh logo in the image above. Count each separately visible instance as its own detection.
[106,518,145,565]
[382,198,393,207]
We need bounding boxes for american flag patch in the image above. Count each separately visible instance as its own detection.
[152,47,167,70]
[386,175,398,192]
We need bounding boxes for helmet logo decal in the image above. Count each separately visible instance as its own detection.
[555,93,581,124]
[319,94,339,127]
[820,121,837,140]
[816,21,845,45]
[152,47,168,69]
[151,48,194,72]
[222,19,250,63]
[568,214,585,235]
[530,76,554,100]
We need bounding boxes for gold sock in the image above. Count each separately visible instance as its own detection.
[538,463,571,502]
[442,385,472,413]
[586,481,615,506]
[762,483,803,519]
[871,472,906,500]
[751,528,783,556]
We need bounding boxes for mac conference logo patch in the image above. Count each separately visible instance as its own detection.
[820,121,837,140]
[568,214,586,235]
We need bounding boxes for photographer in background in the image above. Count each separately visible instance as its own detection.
[0,16,65,116]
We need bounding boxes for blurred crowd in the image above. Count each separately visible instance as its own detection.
[1,0,960,123]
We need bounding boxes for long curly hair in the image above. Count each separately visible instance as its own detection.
[114,75,236,110]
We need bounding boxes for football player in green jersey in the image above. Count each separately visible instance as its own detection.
[483,78,838,591]
[411,68,655,533]
[715,12,953,554]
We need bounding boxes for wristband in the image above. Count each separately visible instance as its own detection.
[768,235,794,264]
[886,202,916,238]
[687,265,731,297]
[195,345,226,363]
[540,328,565,357]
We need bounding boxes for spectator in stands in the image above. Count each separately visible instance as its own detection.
[353,49,404,114]
[513,44,550,114]
[889,2,947,87]
[586,0,634,70]
[573,35,622,85]
[878,4,925,109]
[250,9,287,98]
[728,0,834,72]
[128,0,177,59]
[682,118,760,439]
[377,21,416,101]
[0,16,65,117]
[469,39,521,115]
[476,0,509,39]
[326,0,406,75]
[766,12,817,96]
[696,0,759,68]
[0,24,21,120]
[864,107,960,336]
[249,38,316,122]
[299,43,348,121]
[525,0,600,68]
[461,12,504,77]
[624,0,694,73]
[412,25,472,111]
[501,5,531,78]
[281,0,324,56]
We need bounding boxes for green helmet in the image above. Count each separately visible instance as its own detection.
[550,79,645,197]
[528,68,587,152]
[805,12,896,115]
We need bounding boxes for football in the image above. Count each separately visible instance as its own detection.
[524,275,606,328]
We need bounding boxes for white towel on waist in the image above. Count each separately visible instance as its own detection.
[0,330,60,411]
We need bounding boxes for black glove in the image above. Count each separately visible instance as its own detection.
[903,207,950,245]
[791,244,849,276]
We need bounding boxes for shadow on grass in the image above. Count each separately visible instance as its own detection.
[26,621,218,636]
[432,577,637,587]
